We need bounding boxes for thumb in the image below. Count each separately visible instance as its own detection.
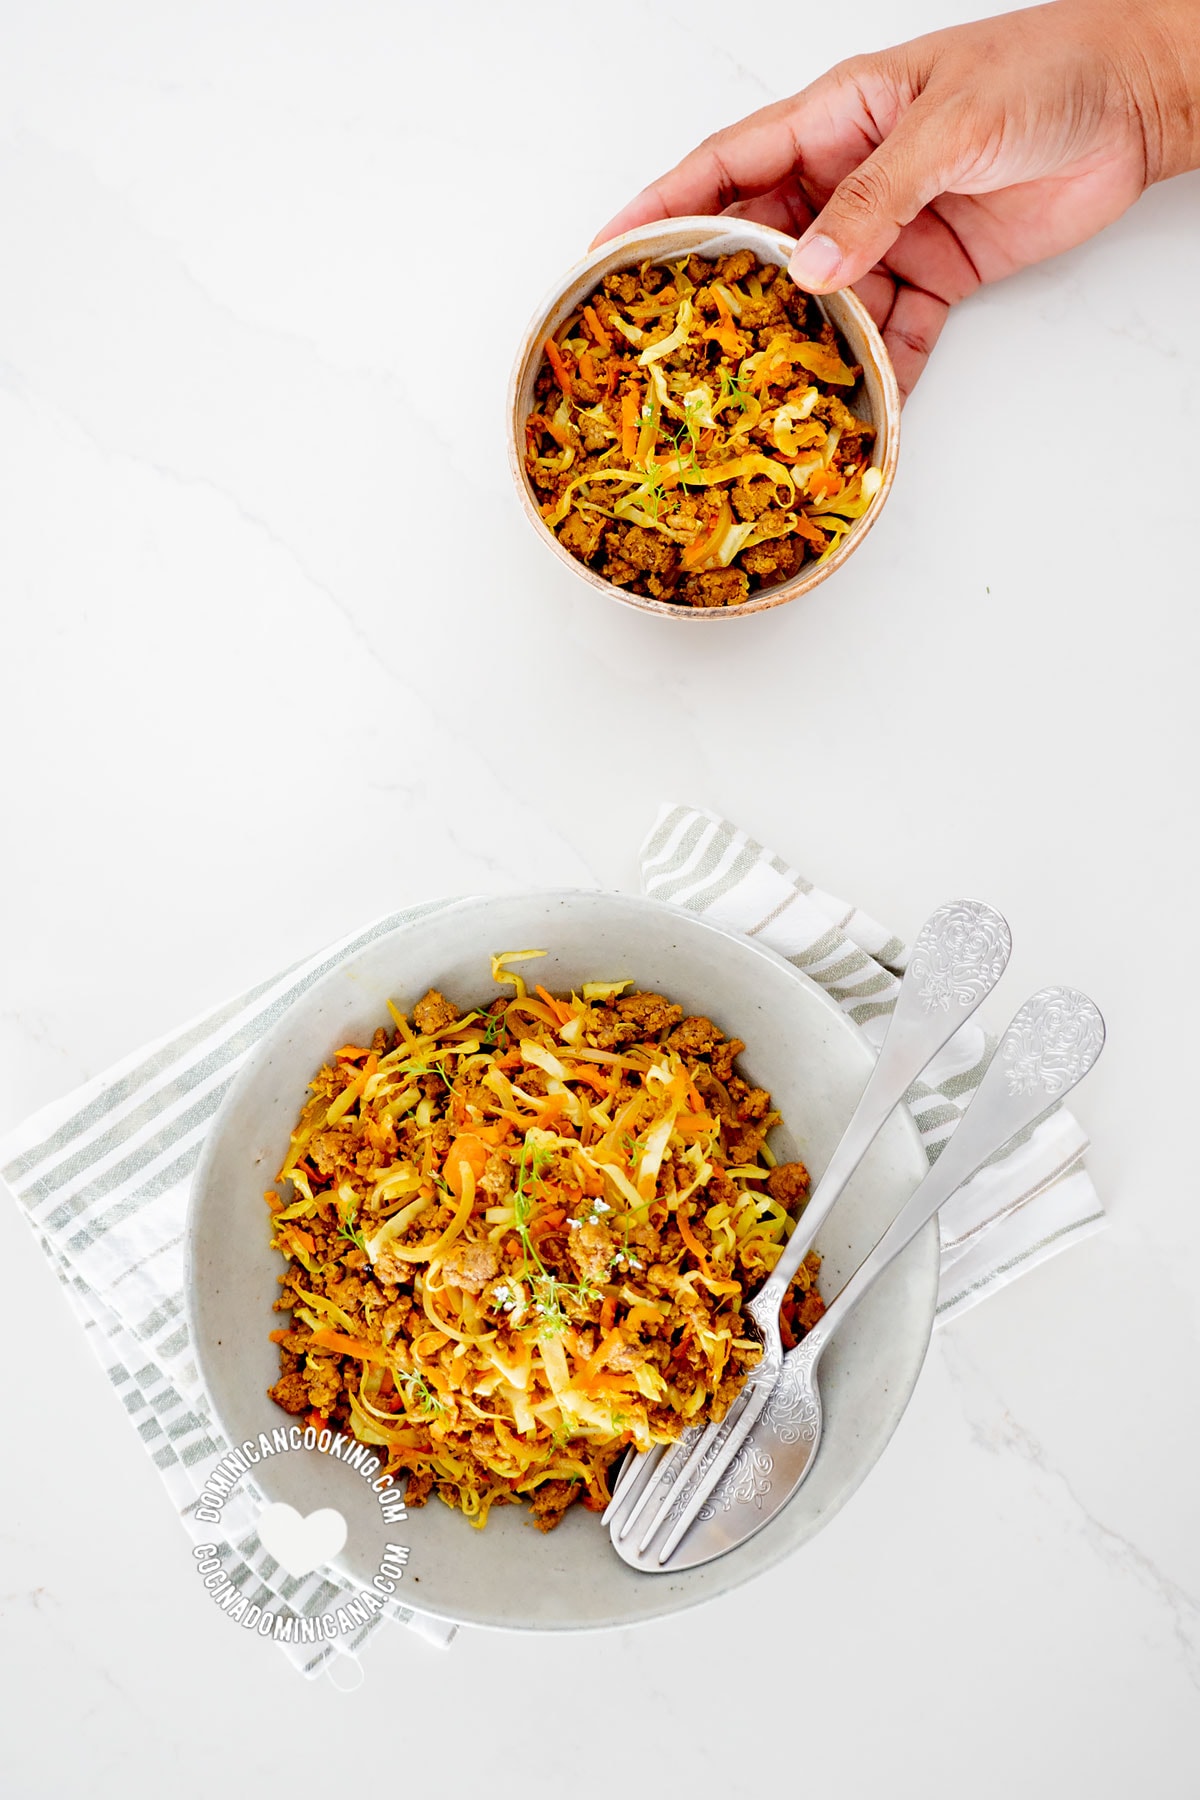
[788,111,954,291]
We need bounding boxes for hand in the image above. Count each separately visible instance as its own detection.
[593,0,1200,396]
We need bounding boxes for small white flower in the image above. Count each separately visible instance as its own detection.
[592,1199,611,1214]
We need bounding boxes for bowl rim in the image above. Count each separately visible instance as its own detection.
[184,887,937,1632]
[506,216,901,621]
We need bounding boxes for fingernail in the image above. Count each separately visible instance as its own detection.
[788,232,843,290]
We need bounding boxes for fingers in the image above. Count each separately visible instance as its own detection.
[787,102,961,292]
[721,177,816,239]
[881,283,950,399]
[590,83,861,247]
[851,268,895,332]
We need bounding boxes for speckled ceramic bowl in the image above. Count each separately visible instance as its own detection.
[186,891,935,1633]
[507,217,900,620]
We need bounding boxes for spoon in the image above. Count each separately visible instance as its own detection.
[605,896,1013,1548]
[613,984,1105,1571]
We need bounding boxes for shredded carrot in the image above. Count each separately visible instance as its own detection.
[571,1151,605,1196]
[583,303,611,352]
[807,467,844,501]
[620,383,639,459]
[577,1326,625,1388]
[444,1134,490,1198]
[267,965,821,1534]
[544,336,573,395]
[308,1326,391,1364]
[578,349,598,385]
[676,1201,710,1268]
[529,1207,567,1240]
[535,985,573,1026]
[565,1066,610,1096]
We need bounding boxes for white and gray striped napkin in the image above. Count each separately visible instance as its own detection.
[640,803,1105,1316]
[0,807,1104,1679]
[0,898,463,1682]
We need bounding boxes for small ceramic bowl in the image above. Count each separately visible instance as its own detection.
[508,217,900,620]
[187,890,936,1634]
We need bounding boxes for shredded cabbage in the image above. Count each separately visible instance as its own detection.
[265,958,825,1532]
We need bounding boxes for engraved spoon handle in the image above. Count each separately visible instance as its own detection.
[800,986,1105,1362]
[757,898,1012,1313]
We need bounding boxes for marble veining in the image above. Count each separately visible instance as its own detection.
[0,1,1198,1793]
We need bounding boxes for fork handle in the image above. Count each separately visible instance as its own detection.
[799,986,1105,1362]
[756,898,1012,1314]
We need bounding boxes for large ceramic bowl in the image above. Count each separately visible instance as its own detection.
[186,891,936,1632]
[508,217,901,620]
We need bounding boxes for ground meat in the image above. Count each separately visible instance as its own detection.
[742,539,802,581]
[412,988,459,1035]
[379,1297,415,1342]
[726,1121,773,1163]
[440,1239,500,1293]
[578,410,614,453]
[666,1015,724,1058]
[709,1036,744,1082]
[267,1371,310,1415]
[602,270,639,303]
[716,248,756,281]
[780,283,816,331]
[796,1292,826,1331]
[567,1220,616,1286]
[326,1272,369,1315]
[731,478,777,520]
[814,393,870,435]
[530,1479,582,1531]
[679,569,749,608]
[732,1083,772,1121]
[615,991,683,1034]
[602,551,638,586]
[404,1468,434,1507]
[559,510,608,561]
[752,507,796,540]
[527,458,562,493]
[479,1153,512,1198]
[767,1161,811,1209]
[619,525,679,577]
[738,291,788,330]
[304,1357,343,1412]
[307,1129,352,1176]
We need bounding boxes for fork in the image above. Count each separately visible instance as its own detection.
[613,984,1106,1570]
[604,896,1013,1551]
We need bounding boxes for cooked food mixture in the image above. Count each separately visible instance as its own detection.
[524,250,880,608]
[266,953,823,1531]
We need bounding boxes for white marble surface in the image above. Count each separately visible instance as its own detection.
[1,1,1198,1793]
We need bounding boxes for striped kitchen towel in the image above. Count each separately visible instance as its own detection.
[0,898,465,1683]
[0,808,1105,1683]
[640,803,1105,1316]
